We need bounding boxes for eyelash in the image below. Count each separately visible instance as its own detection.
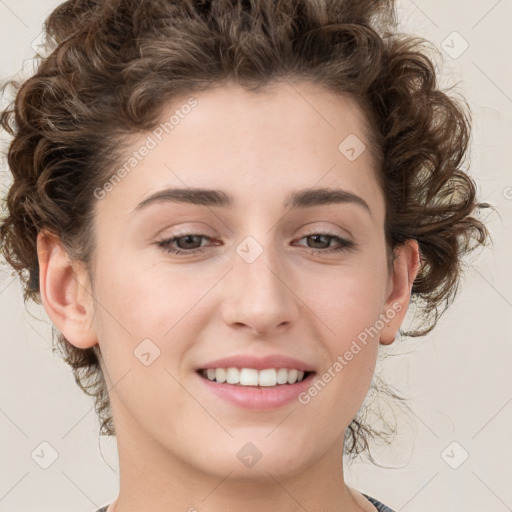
[156,230,356,256]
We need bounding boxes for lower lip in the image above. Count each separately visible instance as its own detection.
[196,371,316,410]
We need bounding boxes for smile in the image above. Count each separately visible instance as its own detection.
[196,368,317,410]
[199,367,311,386]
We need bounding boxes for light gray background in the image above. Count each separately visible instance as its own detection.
[0,1,511,511]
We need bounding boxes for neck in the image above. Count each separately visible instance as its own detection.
[109,426,369,512]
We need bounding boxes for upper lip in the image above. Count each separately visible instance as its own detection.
[197,354,316,372]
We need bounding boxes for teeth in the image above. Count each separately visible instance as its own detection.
[276,368,288,384]
[201,367,308,386]
[258,368,276,386]
[287,369,298,384]
[240,368,259,386]
[226,367,239,384]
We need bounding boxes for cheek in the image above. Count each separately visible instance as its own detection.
[92,254,197,426]
[299,252,388,403]
[93,247,198,340]
[307,254,389,340]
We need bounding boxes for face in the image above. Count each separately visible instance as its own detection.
[40,80,417,484]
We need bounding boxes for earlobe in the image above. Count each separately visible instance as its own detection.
[379,239,421,345]
[37,231,97,349]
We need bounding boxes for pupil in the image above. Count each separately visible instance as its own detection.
[180,235,198,249]
[311,235,327,248]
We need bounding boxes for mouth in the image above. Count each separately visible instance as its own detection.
[195,367,317,410]
[196,368,316,387]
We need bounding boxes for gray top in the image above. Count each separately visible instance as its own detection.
[362,492,396,512]
[95,493,395,512]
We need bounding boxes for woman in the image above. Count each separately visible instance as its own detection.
[0,0,490,511]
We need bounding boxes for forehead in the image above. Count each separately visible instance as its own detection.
[95,80,384,222]
[173,79,376,153]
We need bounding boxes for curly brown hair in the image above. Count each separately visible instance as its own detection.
[0,0,491,460]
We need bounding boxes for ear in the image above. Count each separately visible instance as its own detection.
[37,230,97,349]
[379,239,421,345]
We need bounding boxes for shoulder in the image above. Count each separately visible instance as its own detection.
[348,485,395,512]
[361,492,396,512]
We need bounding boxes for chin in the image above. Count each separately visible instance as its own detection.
[191,437,310,480]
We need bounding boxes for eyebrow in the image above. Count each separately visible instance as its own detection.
[131,187,371,216]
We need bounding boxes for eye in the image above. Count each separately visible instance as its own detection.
[156,232,212,256]
[156,230,356,257]
[294,232,356,254]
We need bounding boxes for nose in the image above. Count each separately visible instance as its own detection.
[220,236,299,337]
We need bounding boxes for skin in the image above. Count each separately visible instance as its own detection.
[37,80,420,512]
